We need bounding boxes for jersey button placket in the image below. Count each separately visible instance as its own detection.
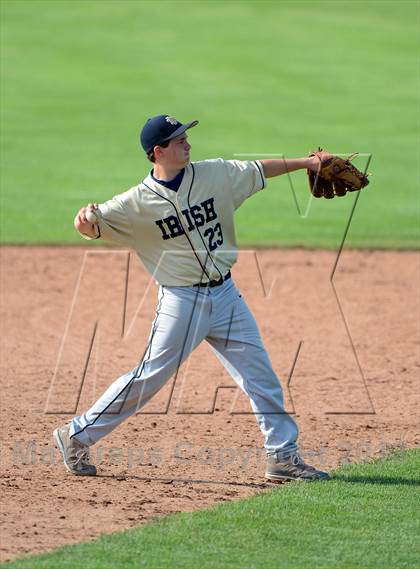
[175,194,210,282]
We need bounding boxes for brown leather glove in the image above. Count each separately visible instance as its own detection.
[308,148,370,199]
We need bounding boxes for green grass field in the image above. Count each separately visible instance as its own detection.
[3,449,419,568]
[1,0,419,248]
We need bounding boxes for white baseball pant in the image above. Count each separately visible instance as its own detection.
[70,278,299,456]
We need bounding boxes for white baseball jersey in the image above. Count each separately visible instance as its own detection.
[85,159,266,286]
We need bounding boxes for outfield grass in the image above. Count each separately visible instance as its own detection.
[4,449,419,568]
[1,0,419,248]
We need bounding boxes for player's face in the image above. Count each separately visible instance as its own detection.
[159,133,191,168]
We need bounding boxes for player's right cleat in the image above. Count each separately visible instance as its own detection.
[53,424,97,476]
[265,452,331,482]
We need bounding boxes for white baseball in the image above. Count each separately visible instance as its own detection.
[86,209,98,223]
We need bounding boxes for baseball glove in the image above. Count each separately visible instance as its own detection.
[308,148,370,199]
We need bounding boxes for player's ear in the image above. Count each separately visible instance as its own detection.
[154,144,165,160]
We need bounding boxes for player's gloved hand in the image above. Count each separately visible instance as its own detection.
[307,151,334,172]
[307,148,370,199]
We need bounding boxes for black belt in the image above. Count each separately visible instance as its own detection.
[193,271,231,288]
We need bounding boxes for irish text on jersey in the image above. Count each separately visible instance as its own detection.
[154,197,224,252]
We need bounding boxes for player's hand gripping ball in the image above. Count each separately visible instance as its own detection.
[307,148,370,199]
[85,209,98,223]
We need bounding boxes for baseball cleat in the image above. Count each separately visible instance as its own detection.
[265,452,331,482]
[53,424,97,476]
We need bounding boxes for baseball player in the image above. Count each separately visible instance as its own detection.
[54,115,331,482]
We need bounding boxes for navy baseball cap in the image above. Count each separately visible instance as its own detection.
[140,115,199,154]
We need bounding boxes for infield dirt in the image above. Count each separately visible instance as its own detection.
[1,246,418,561]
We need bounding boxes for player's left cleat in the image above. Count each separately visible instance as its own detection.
[53,424,97,476]
[265,452,331,482]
